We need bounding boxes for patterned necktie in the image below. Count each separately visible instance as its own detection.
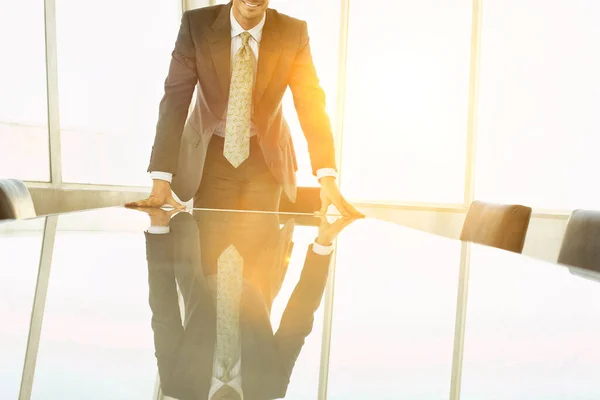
[224,32,254,168]
[216,244,244,381]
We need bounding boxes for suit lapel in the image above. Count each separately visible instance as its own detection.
[206,4,232,99]
[254,9,282,107]
[205,6,282,106]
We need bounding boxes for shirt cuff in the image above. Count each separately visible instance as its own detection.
[150,171,173,183]
[316,168,338,181]
[312,241,334,256]
[147,226,170,235]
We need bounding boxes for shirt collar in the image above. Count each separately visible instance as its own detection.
[230,6,266,42]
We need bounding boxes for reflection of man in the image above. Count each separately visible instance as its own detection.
[127,1,362,216]
[143,210,353,399]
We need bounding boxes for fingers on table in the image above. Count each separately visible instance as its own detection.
[166,197,185,210]
[125,199,147,208]
[317,198,331,215]
[317,197,363,218]
[125,197,162,208]
[342,198,365,218]
[332,197,352,217]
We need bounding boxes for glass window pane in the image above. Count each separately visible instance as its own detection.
[270,226,325,398]
[0,219,46,399]
[56,0,181,186]
[31,213,157,399]
[475,0,600,210]
[0,0,49,181]
[215,0,342,186]
[186,0,212,10]
[341,1,472,203]
[328,221,461,398]
[461,247,600,399]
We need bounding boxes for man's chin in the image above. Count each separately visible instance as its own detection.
[239,0,266,14]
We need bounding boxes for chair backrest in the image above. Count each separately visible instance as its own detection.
[0,179,37,220]
[460,201,532,253]
[557,209,600,271]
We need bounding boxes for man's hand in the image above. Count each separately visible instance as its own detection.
[317,176,365,217]
[316,216,356,246]
[131,207,180,227]
[125,180,185,210]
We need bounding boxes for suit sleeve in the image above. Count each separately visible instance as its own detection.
[146,232,184,388]
[148,11,198,175]
[289,21,337,175]
[273,246,332,383]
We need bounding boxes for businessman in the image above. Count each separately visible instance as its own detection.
[143,210,354,399]
[126,0,362,215]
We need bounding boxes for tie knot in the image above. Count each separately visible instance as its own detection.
[240,31,252,46]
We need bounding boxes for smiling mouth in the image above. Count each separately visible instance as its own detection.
[242,0,261,8]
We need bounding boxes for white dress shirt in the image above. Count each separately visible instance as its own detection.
[150,8,337,184]
[230,7,265,79]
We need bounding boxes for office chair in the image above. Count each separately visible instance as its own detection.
[557,209,600,272]
[460,201,532,253]
[0,179,37,220]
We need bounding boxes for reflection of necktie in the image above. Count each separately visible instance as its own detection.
[216,244,243,381]
[224,31,254,168]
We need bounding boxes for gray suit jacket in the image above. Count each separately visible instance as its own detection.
[147,3,337,202]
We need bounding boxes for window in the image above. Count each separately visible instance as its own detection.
[56,0,181,186]
[185,0,211,10]
[340,0,473,204]
[475,0,600,210]
[328,221,461,398]
[31,213,156,399]
[461,246,600,398]
[0,219,46,399]
[270,226,326,398]
[216,0,342,186]
[0,0,50,182]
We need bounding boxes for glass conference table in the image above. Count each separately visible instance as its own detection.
[1,207,599,400]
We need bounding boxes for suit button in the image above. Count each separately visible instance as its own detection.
[269,161,275,168]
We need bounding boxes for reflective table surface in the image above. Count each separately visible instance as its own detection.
[1,207,599,400]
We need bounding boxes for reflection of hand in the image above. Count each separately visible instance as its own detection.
[317,176,365,217]
[316,216,357,246]
[131,207,180,227]
[125,180,185,210]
